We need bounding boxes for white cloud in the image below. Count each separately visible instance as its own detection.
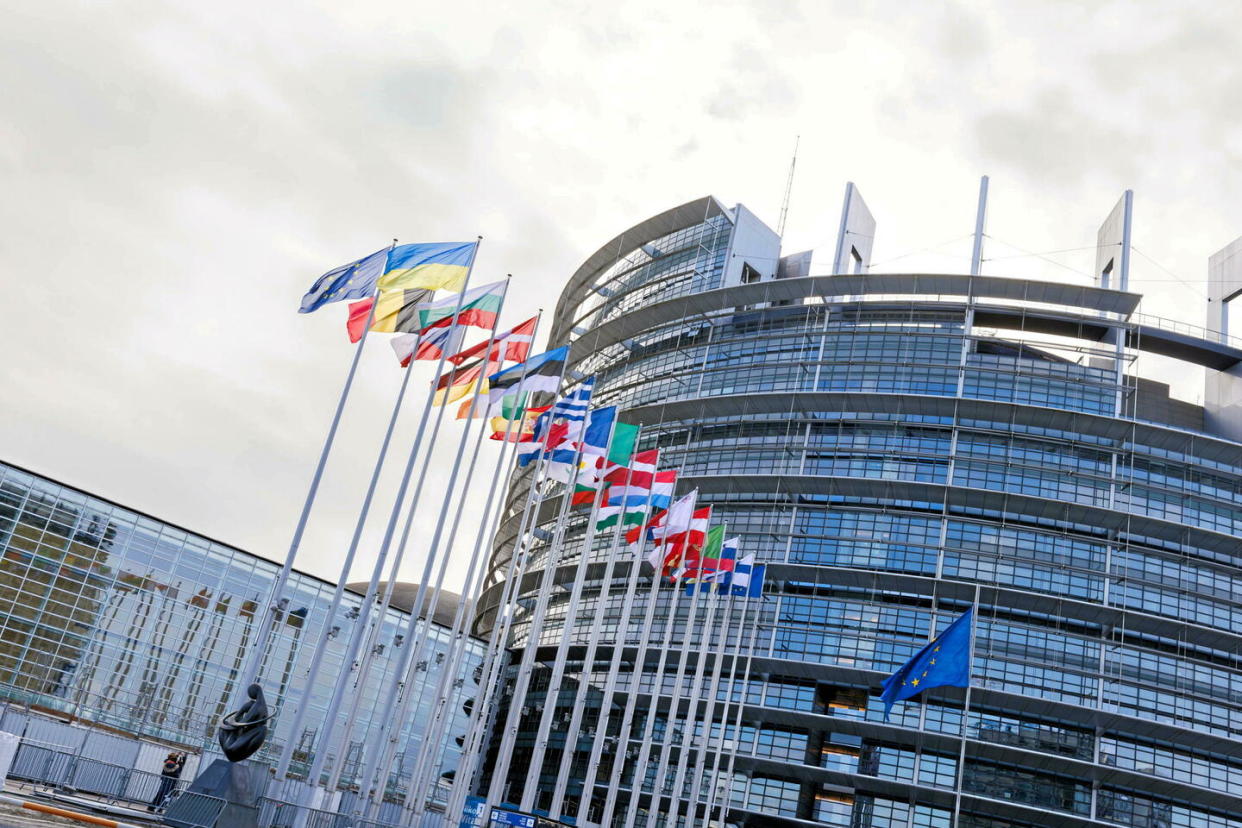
[2,0,1238,592]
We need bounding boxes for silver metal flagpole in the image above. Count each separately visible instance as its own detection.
[711,589,762,826]
[388,310,544,820]
[615,510,695,828]
[450,388,565,816]
[642,526,710,828]
[272,331,415,782]
[372,325,516,819]
[684,571,737,821]
[326,279,511,799]
[441,347,557,824]
[237,249,389,706]
[440,421,526,823]
[595,496,674,828]
[281,240,482,789]
[669,535,729,823]
[569,452,662,825]
[546,430,645,819]
[398,413,519,820]
[951,584,981,825]
[517,412,621,811]
[487,398,594,812]
[702,587,747,824]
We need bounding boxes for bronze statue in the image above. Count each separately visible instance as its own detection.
[217,683,273,762]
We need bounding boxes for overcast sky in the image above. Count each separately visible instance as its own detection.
[4,0,1241,591]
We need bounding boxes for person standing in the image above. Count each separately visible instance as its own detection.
[149,752,185,811]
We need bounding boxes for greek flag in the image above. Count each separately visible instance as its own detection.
[549,377,595,421]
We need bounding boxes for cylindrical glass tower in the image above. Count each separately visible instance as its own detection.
[475,196,1242,827]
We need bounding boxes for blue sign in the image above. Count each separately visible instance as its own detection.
[490,808,537,828]
[459,795,487,828]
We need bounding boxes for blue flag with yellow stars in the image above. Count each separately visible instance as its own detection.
[299,247,389,313]
[881,607,973,720]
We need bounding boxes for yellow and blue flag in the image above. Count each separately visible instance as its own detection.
[379,242,477,293]
[881,608,973,719]
[299,247,388,313]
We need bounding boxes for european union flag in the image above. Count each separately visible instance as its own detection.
[299,247,388,313]
[881,608,973,720]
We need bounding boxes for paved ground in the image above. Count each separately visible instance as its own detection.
[0,800,85,827]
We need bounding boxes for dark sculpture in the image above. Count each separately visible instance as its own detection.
[217,683,273,762]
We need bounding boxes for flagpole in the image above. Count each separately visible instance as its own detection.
[447,355,572,816]
[326,277,511,802]
[441,421,526,822]
[643,531,710,828]
[686,576,737,821]
[451,409,560,812]
[367,295,526,819]
[518,413,622,812]
[711,591,761,826]
[597,488,676,828]
[546,429,644,819]
[281,239,483,791]
[701,589,746,824]
[272,318,414,783]
[951,583,981,826]
[571,448,664,825]
[615,511,695,828]
[487,397,596,812]
[674,532,731,823]
[398,408,522,820]
[389,310,545,822]
[236,248,389,707]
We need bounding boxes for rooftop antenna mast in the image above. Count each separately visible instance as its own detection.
[777,134,800,238]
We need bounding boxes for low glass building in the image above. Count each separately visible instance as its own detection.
[0,458,481,806]
[474,196,1242,827]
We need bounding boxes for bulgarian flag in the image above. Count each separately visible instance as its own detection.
[417,280,506,331]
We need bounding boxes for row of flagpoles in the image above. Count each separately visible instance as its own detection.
[240,237,977,824]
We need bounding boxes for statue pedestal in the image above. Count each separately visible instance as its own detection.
[164,759,267,828]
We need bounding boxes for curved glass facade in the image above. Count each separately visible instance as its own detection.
[477,199,1242,827]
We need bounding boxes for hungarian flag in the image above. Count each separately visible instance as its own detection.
[389,326,466,367]
[596,466,677,531]
[417,280,506,330]
[346,288,433,342]
[450,316,536,365]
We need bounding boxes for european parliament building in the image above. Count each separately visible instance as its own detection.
[475,193,1242,827]
[0,458,480,812]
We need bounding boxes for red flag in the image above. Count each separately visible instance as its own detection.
[449,316,537,365]
[346,298,374,343]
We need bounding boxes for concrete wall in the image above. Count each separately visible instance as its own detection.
[722,203,781,287]
[1204,236,1242,441]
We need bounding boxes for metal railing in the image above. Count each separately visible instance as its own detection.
[6,741,190,808]
[258,797,402,828]
[162,790,229,828]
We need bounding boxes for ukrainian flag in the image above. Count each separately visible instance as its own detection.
[379,241,476,293]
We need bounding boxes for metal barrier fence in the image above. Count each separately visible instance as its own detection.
[258,797,402,828]
[6,740,190,808]
[162,790,229,828]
